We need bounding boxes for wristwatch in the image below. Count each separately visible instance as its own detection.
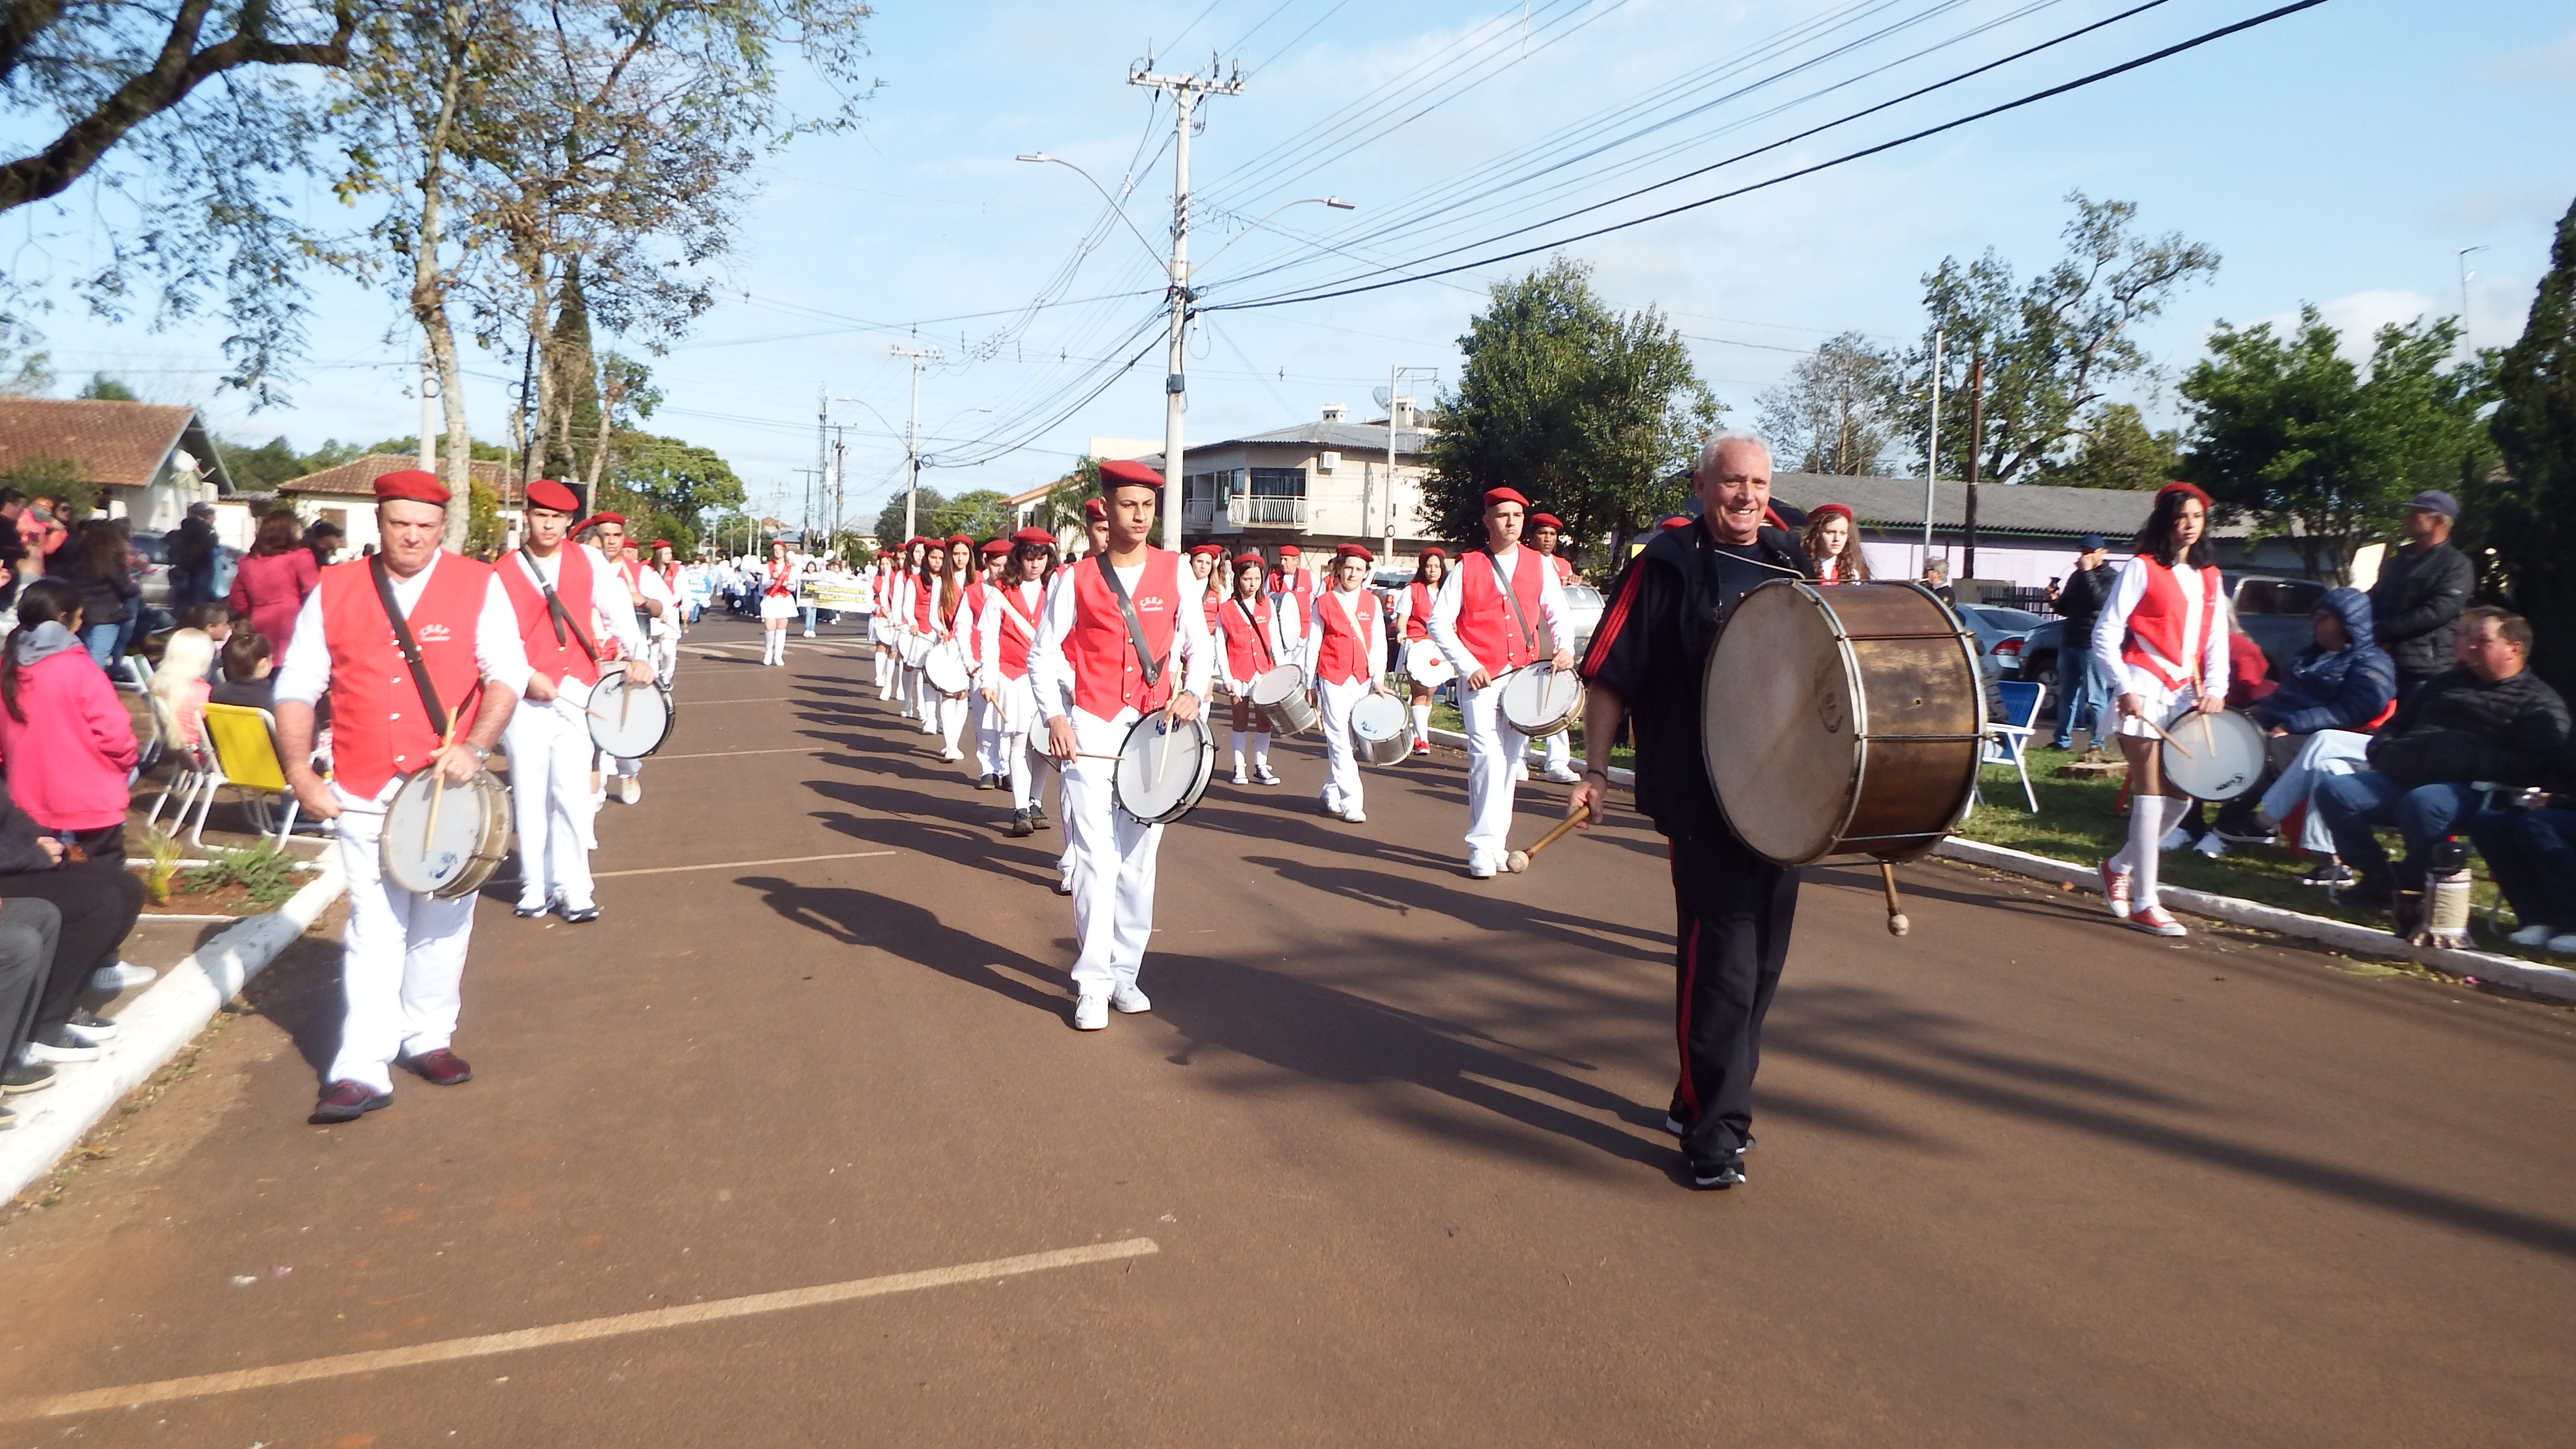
[469,744,493,764]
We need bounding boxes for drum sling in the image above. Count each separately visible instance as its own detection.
[518,548,599,667]
[372,553,452,744]
[1097,553,1172,689]
[1234,597,1273,674]
[1484,550,1540,662]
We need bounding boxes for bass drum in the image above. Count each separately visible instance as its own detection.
[1112,706,1215,825]
[1703,580,1985,865]
[589,671,675,759]
[381,768,512,899]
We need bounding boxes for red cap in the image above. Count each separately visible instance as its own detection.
[372,469,450,506]
[1234,552,1265,569]
[525,478,579,514]
[1188,543,1224,557]
[1277,544,1302,557]
[1481,487,1528,510]
[980,538,1011,556]
[584,511,627,529]
[1011,527,1054,548]
[1418,546,1448,560]
[2157,480,2213,508]
[1099,458,1162,493]
[1333,543,1374,563]
[1527,512,1562,530]
[1082,498,1106,520]
[941,533,968,546]
[1807,503,1853,524]
[651,539,673,550]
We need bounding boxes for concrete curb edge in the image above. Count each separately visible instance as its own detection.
[1,856,348,1204]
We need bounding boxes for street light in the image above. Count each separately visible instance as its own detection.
[1016,154,1167,268]
[2457,244,2488,344]
[1196,196,1356,272]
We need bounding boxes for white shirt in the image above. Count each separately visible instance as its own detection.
[1301,584,1381,684]
[2091,555,2231,701]
[1027,554,1214,726]
[1426,544,1569,681]
[510,543,648,689]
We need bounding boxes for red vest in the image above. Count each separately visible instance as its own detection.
[1221,594,1276,680]
[910,574,932,626]
[1455,547,1545,671]
[764,559,794,598]
[1547,553,1575,584]
[993,582,1042,680]
[1404,581,1434,641]
[2121,557,2222,690]
[1066,550,1183,719]
[317,555,491,798]
[1201,592,1221,632]
[1312,588,1381,686]
[498,546,600,688]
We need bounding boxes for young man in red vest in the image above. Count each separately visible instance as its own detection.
[1305,543,1392,823]
[1269,544,1317,659]
[1028,460,1213,1030]
[982,528,1057,835]
[273,471,530,1124]
[496,479,653,924]
[1522,512,1584,786]
[1428,486,1574,878]
[581,512,671,804]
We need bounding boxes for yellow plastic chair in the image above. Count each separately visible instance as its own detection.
[143,695,216,831]
[196,703,301,848]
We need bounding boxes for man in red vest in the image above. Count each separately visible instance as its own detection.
[1028,460,1213,1030]
[1269,544,1317,659]
[582,513,674,803]
[1523,512,1584,786]
[496,479,654,924]
[273,470,529,1124]
[1428,486,1574,878]
[1304,543,1391,823]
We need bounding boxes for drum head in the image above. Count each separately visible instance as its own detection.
[1350,693,1407,741]
[924,641,972,695]
[1499,665,1579,734]
[2161,709,2267,801]
[1704,581,1862,864]
[1112,708,1215,824]
[1248,665,1305,707]
[381,770,506,898]
[589,674,674,759]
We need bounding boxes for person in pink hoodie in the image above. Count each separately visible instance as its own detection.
[0,579,139,868]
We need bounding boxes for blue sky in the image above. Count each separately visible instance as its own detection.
[11,0,2575,530]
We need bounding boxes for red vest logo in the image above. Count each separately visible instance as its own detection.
[418,623,455,643]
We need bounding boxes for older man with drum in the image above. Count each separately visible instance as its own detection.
[274,470,528,1125]
[1428,486,1574,879]
[497,479,653,924]
[1028,460,1212,1030]
[1570,435,1813,1190]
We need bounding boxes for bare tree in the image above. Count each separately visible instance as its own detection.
[1756,332,1898,475]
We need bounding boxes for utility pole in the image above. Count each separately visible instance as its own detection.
[2456,244,2487,344]
[1920,328,1942,570]
[1963,355,1984,585]
[814,387,829,542]
[830,427,847,558]
[1130,55,1243,550]
[892,344,939,541]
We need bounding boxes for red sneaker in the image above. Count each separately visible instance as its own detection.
[2099,860,2132,920]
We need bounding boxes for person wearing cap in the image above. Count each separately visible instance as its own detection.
[1528,514,1578,586]
[272,471,531,1125]
[1566,434,1814,1190]
[1797,504,1869,585]
[1305,543,1392,823]
[2050,533,2116,753]
[496,480,653,924]
[1428,486,1574,878]
[1520,513,1585,785]
[1188,544,1226,636]
[1027,458,1213,1030]
[965,537,1013,785]
[585,513,672,803]
[1215,550,1286,785]
[1268,545,1318,660]
[1389,548,1452,755]
[918,536,977,760]
[983,529,1058,835]
[2366,489,2475,702]
[756,536,798,666]
[1080,498,1108,558]
[2089,482,2232,939]
[870,546,900,699]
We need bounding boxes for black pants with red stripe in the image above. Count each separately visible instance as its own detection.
[1667,829,1801,1164]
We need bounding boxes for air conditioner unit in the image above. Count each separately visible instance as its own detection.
[1318,451,1340,473]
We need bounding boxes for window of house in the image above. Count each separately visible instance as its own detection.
[1248,467,1307,498]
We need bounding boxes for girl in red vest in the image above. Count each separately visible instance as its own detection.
[1306,544,1391,823]
[2094,482,2231,937]
[1390,548,1451,754]
[1802,503,1872,583]
[758,538,797,666]
[982,529,1056,835]
[925,537,975,758]
[895,537,934,721]
[1215,550,1286,785]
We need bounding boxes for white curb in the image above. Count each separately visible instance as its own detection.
[1,856,348,1205]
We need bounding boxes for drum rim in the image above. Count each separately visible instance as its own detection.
[1498,661,1579,735]
[381,768,512,899]
[2158,707,2265,799]
[588,671,676,758]
[1110,708,1215,824]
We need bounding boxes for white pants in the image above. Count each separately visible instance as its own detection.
[935,692,969,751]
[1316,676,1370,812]
[1527,728,1569,769]
[975,686,1005,775]
[504,683,597,912]
[2262,728,2374,854]
[1459,678,1526,858]
[1060,709,1163,997]
[330,801,474,1093]
[648,633,678,683]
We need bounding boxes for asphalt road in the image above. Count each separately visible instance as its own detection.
[3,613,2573,1447]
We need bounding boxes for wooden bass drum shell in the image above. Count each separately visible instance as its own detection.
[1702,580,1985,866]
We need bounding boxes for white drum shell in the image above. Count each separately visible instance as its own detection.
[924,639,974,696]
[1112,708,1215,825]
[588,673,675,759]
[1250,665,1319,736]
[1351,693,1410,766]
[1497,664,1580,738]
[2160,708,2267,801]
[1401,638,1454,689]
[381,769,511,899]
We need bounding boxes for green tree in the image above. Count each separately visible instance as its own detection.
[2486,194,2576,692]
[219,435,311,491]
[77,373,138,402]
[2180,306,2494,581]
[1896,193,2219,484]
[929,489,1010,542]
[2038,403,2182,490]
[1755,331,1898,475]
[0,454,91,515]
[602,431,745,556]
[1424,257,1719,564]
[877,487,945,548]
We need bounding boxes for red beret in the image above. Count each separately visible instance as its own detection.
[945,533,971,546]
[1234,552,1265,569]
[1333,543,1374,563]
[372,469,449,506]
[1419,546,1448,560]
[1082,498,1106,520]
[980,538,1011,556]
[2157,481,2213,508]
[1659,515,1693,530]
[1011,527,1054,548]
[525,478,578,514]
[1527,512,1562,530]
[1481,487,1528,510]
[585,512,627,529]
[1807,503,1853,524]
[651,539,673,550]
[1277,544,1302,557]
[1099,458,1162,493]
[1188,543,1224,557]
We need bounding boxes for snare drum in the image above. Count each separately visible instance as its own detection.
[2160,708,2267,801]
[1250,664,1319,736]
[1351,692,1410,767]
[588,671,674,759]
[923,638,974,697]
[1497,663,1580,738]
[898,631,932,669]
[1112,706,1215,825]
[381,768,512,899]
[1401,638,1454,690]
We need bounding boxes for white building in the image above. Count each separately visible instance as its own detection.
[1138,401,1440,560]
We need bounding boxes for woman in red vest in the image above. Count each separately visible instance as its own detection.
[2093,482,2231,938]
[1390,547,1450,755]
[982,529,1055,835]
[1801,503,1872,583]
[1306,543,1391,823]
[1215,550,1285,785]
[757,538,797,666]
[894,537,934,721]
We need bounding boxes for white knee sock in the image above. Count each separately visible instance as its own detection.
[1410,704,1431,742]
[1253,732,1271,769]
[1232,741,1247,774]
[2120,795,2193,911]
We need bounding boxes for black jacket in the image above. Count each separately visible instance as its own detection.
[2054,562,2114,633]
[2365,666,2572,789]
[0,780,68,876]
[2366,540,2474,679]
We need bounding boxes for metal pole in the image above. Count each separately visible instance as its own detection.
[901,351,926,541]
[1386,364,1399,557]
[1159,89,1195,552]
[1963,354,1984,585]
[1921,328,1942,570]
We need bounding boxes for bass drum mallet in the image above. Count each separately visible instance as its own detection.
[1504,809,1590,873]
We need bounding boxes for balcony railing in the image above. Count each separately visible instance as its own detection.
[1230,496,1307,527]
[1182,500,1217,531]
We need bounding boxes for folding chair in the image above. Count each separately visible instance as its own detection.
[196,703,302,848]
[142,695,216,832]
[1971,679,2048,815]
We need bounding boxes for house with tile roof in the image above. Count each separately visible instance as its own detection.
[277,454,524,554]
[0,397,236,532]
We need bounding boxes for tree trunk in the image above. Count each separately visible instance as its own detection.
[406,4,475,552]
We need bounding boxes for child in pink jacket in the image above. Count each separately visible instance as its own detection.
[0,580,139,866]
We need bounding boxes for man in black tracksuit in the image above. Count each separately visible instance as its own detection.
[1572,435,1812,1191]
[2367,490,2475,701]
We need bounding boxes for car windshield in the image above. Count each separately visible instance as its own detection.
[1969,607,2045,630]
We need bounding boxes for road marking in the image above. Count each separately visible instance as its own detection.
[594,850,896,879]
[5,1239,1158,1419]
[646,746,830,760]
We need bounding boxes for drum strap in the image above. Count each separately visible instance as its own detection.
[1233,598,1273,672]
[370,553,451,742]
[517,548,599,665]
[1096,553,1167,689]
[1485,550,1539,657]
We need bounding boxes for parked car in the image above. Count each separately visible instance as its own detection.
[1955,603,2047,679]
[2013,574,2329,695]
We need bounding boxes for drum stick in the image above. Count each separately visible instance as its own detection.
[2139,716,2193,759]
[619,674,634,729]
[1878,860,1910,937]
[1504,809,1588,873]
[2196,707,2214,754]
[422,680,485,853]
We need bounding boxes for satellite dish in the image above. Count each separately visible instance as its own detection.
[1372,385,1392,409]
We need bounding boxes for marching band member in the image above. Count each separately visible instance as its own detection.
[1189,544,1224,634]
[1215,551,1285,785]
[1028,459,1213,1030]
[1305,543,1390,823]
[1523,513,1584,785]
[497,480,652,924]
[757,537,798,666]
[586,515,670,804]
[982,528,1056,835]
[899,537,936,723]
[1390,548,1450,755]
[926,535,976,760]
[274,470,529,1124]
[1080,498,1108,557]
[647,539,684,682]
[967,537,1011,787]
[1800,503,1871,583]
[1428,487,1573,879]
[1269,544,1317,658]
[873,548,901,699]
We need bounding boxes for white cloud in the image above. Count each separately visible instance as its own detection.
[2481,28,2576,87]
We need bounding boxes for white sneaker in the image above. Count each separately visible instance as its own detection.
[2159,824,2193,851]
[802,629,816,638]
[940,747,965,763]
[1467,850,1497,880]
[1319,791,1342,815]
[616,775,641,805]
[1341,807,1367,824]
[90,962,155,992]
[2508,922,2555,948]
[1072,994,1109,1030]
[2549,933,2576,958]
[1232,771,1250,785]
[2193,831,2227,858]
[1512,762,1530,783]
[1109,983,1152,1014]
[1254,765,1280,785]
